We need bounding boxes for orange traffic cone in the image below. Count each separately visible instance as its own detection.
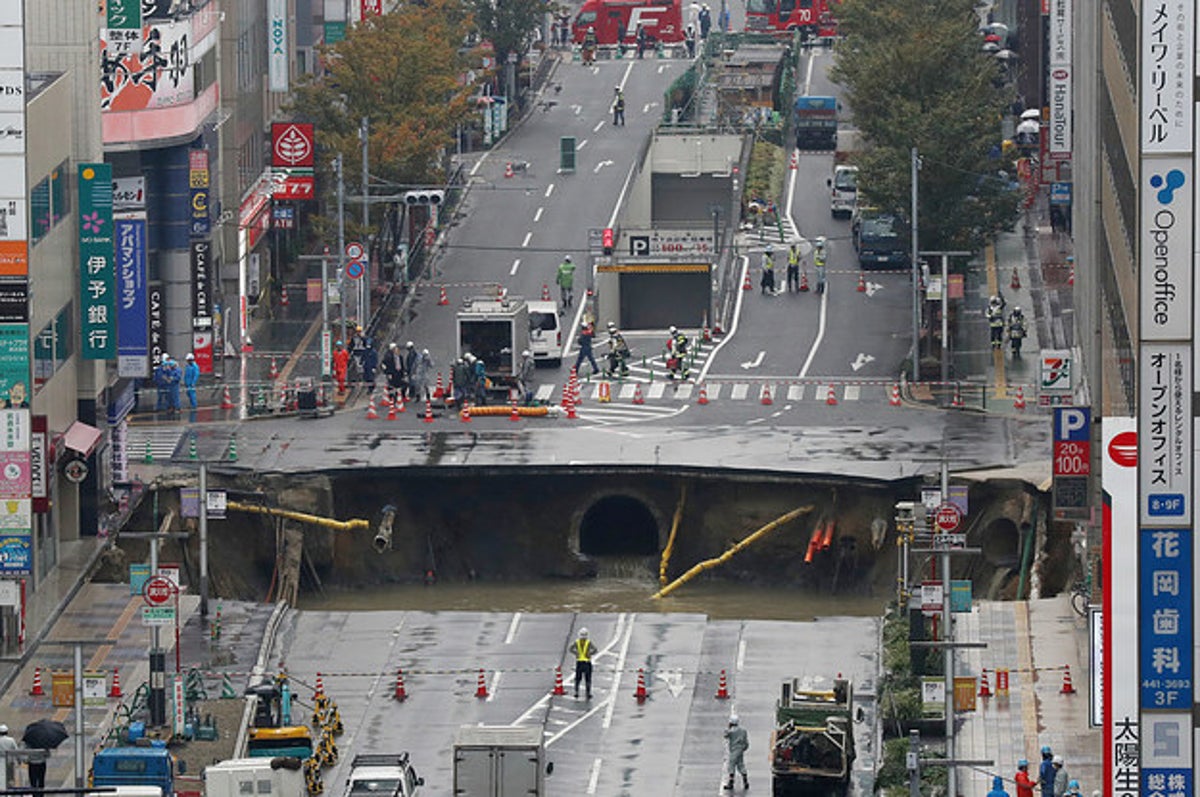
[1013,386,1026,410]
[552,666,565,696]
[438,286,449,306]
[461,403,472,423]
[697,385,709,405]
[109,667,123,698]
[951,385,964,408]
[393,669,408,701]
[387,401,397,421]
[504,162,514,179]
[396,394,406,413]
[826,384,838,405]
[1011,266,1021,290]
[742,272,752,291]
[280,284,290,307]
[760,384,773,405]
[221,386,234,410]
[1067,260,1075,286]
[445,375,456,405]
[510,399,521,421]
[978,668,992,698]
[565,392,577,420]
[269,357,279,380]
[789,151,798,170]
[856,272,866,292]
[314,673,326,698]
[423,400,434,423]
[633,668,647,703]
[475,669,489,698]
[632,384,644,405]
[889,383,902,407]
[799,270,809,292]
[30,667,44,697]
[1060,665,1076,694]
[542,283,551,301]
[433,373,444,399]
[716,669,730,699]
[366,397,379,420]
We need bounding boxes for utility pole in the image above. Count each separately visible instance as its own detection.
[360,118,369,230]
[335,154,347,337]
[920,251,972,387]
[910,147,921,383]
[940,459,955,797]
[360,118,370,326]
[199,462,208,619]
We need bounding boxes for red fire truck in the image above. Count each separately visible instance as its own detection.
[571,0,685,46]
[745,0,839,39]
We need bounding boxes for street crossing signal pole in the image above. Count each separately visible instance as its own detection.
[336,155,347,339]
[360,117,370,325]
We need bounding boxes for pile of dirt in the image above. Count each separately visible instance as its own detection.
[169,698,249,782]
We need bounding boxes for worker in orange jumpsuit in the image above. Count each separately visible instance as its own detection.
[333,340,351,393]
[1014,759,1037,797]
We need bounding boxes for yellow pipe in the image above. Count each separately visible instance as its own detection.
[461,405,550,417]
[651,505,814,599]
[659,484,688,585]
[226,500,370,533]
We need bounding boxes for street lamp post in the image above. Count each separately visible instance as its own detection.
[335,155,347,338]
[919,251,972,388]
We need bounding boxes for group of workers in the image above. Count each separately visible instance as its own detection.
[761,239,828,295]
[152,352,200,414]
[986,294,1027,357]
[1007,747,1085,797]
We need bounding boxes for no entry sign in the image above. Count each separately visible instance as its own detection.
[934,503,962,533]
[142,576,174,606]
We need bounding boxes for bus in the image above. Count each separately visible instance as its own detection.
[744,0,838,40]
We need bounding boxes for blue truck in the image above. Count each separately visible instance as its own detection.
[793,96,838,151]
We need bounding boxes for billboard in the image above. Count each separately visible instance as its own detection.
[1139,0,1194,153]
[115,217,148,378]
[100,20,195,112]
[78,164,116,360]
[1139,157,1192,340]
[1139,344,1190,525]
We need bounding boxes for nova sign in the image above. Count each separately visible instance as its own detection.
[268,0,288,93]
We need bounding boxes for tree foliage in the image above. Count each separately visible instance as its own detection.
[289,1,473,235]
[830,0,1019,251]
[468,0,547,68]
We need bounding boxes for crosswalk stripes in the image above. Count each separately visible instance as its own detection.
[572,402,682,424]
[730,383,749,400]
[787,384,804,401]
[534,384,556,402]
[126,425,187,461]
[532,380,887,409]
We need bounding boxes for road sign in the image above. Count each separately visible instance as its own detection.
[346,260,365,280]
[206,490,227,519]
[142,575,174,607]
[142,606,176,626]
[345,241,366,263]
[931,533,967,550]
[934,503,962,532]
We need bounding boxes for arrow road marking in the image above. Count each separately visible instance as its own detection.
[643,102,659,113]
[571,104,583,115]
[865,281,883,297]
[594,160,614,174]
[851,353,876,371]
[740,351,765,370]
[656,669,686,698]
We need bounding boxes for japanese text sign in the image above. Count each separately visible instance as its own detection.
[78,164,116,360]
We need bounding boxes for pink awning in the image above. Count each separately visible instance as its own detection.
[62,421,102,457]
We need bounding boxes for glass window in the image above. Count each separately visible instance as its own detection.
[745,0,776,15]
[30,178,50,244]
[780,0,795,15]
[50,161,69,226]
[576,11,596,24]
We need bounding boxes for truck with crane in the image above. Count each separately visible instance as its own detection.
[769,675,855,796]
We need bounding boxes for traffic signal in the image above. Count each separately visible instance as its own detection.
[404,190,444,206]
[602,227,614,255]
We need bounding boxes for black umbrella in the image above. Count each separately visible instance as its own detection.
[22,720,68,750]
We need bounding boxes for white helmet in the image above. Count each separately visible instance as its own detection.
[607,321,617,331]
[522,349,531,357]
[564,255,572,262]
[728,715,739,725]
[578,628,589,638]
[669,325,678,335]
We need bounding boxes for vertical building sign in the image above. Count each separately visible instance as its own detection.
[78,164,116,360]
[114,217,148,378]
[148,283,164,366]
[324,0,347,43]
[1138,2,1196,795]
[1104,420,1139,795]
[190,241,213,374]
[1046,0,1071,160]
[268,0,289,93]
[188,149,210,237]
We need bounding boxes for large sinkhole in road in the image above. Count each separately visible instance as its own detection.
[579,496,659,556]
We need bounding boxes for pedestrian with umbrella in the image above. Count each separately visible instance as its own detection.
[22,719,68,793]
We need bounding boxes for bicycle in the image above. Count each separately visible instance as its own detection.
[1070,569,1093,617]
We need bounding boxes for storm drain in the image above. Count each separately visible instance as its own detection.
[579,495,659,556]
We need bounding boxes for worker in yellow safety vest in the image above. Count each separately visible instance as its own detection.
[572,628,594,699]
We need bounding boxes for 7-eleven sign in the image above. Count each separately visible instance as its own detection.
[362,0,382,16]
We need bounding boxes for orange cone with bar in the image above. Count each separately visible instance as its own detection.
[423,400,434,423]
[697,385,708,405]
[1060,664,1076,695]
[1013,386,1026,410]
[760,384,773,405]
[632,384,644,405]
[314,673,326,698]
[978,668,992,698]
[889,383,902,407]
[633,668,647,703]
[222,386,234,410]
[393,669,410,701]
[438,286,449,306]
[552,666,565,696]
[475,669,489,698]
[109,667,123,698]
[715,669,730,699]
[30,667,44,697]
[366,397,379,419]
[826,384,838,405]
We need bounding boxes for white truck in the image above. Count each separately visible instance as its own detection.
[343,754,424,797]
[456,296,531,391]
[204,758,306,797]
[828,164,859,219]
[452,726,550,797]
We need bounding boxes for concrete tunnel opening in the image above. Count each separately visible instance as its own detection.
[579,495,660,556]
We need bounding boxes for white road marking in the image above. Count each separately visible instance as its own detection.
[740,351,764,369]
[535,384,555,401]
[619,383,637,400]
[577,139,588,151]
[804,47,816,94]
[737,639,747,671]
[543,615,635,746]
[730,383,749,400]
[643,102,659,113]
[587,758,602,794]
[486,671,501,701]
[522,231,533,248]
[545,183,555,198]
[865,281,883,297]
[787,384,804,401]
[594,160,614,174]
[618,60,634,89]
[675,384,692,399]
[695,256,748,384]
[656,669,685,698]
[851,353,875,371]
[705,383,722,400]
[534,206,544,223]
[593,120,605,132]
[504,612,522,645]
[510,258,521,276]
[658,64,668,74]
[469,159,483,177]
[746,418,765,425]
[571,104,583,115]
[647,382,666,399]
[844,384,860,401]
[340,616,408,755]
[601,616,636,729]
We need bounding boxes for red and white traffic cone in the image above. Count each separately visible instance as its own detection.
[697,385,709,405]
[632,384,645,405]
[1011,266,1021,290]
[568,367,581,406]
[1060,665,1076,695]
[715,669,730,700]
[760,384,773,405]
[510,398,521,422]
[978,668,992,698]
[789,151,798,170]
[269,357,279,380]
[433,373,445,399]
[221,386,234,410]
[1067,261,1075,286]
[799,270,809,292]
[889,383,902,407]
[366,397,379,420]
[504,162,514,179]
[393,669,408,701]
[387,401,397,421]
[396,394,406,413]
[30,667,44,697]
[552,666,565,696]
[438,286,450,306]
[826,384,838,406]
[460,403,472,423]
[742,272,752,291]
[445,375,456,406]
[109,667,123,698]
[1013,386,1026,411]
[542,284,551,301]
[314,673,326,698]
[856,272,866,292]
[475,669,489,698]
[280,284,290,308]
[565,392,577,420]
[633,668,647,703]
[423,400,435,423]
[951,384,964,408]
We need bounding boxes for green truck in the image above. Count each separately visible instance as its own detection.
[769,676,855,797]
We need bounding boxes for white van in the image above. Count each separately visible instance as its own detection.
[828,164,859,219]
[526,300,562,366]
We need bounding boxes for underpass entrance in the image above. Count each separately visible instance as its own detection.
[595,263,712,330]
[579,495,660,556]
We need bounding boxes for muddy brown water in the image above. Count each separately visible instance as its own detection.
[296,576,889,621]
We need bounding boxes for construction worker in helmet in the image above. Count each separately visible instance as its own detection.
[612,85,626,126]
[582,26,598,64]
[813,236,828,294]
[724,714,749,790]
[665,326,690,380]
[571,628,594,699]
[1007,305,1027,359]
[603,321,631,378]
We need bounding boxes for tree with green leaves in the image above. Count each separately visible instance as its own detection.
[830,0,1020,251]
[468,0,547,75]
[288,1,473,238]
